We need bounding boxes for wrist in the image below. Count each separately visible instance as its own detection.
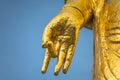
[60,4,85,27]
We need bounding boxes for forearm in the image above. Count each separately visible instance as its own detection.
[60,6,84,28]
[61,0,93,26]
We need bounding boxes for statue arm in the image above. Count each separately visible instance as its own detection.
[64,0,93,25]
[41,0,94,75]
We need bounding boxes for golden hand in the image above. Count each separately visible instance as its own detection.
[41,6,84,75]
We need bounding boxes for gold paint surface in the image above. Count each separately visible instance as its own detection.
[41,0,120,79]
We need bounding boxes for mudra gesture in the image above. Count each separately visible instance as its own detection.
[41,0,120,79]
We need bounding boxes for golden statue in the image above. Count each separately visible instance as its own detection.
[41,0,120,79]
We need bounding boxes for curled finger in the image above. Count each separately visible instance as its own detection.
[47,41,58,58]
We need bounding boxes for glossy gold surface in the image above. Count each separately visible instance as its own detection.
[41,0,120,79]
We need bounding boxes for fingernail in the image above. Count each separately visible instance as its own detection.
[41,68,46,74]
[42,44,46,48]
[63,68,67,74]
[54,71,59,76]
[41,64,47,74]
[63,62,68,74]
[42,42,48,48]
[54,67,59,76]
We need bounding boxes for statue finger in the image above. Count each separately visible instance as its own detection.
[54,43,68,75]
[41,48,51,73]
[63,44,75,74]
[54,41,61,54]
[47,41,58,58]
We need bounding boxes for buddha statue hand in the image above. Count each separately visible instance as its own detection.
[41,6,84,75]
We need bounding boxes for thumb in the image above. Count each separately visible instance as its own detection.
[42,25,52,48]
[42,14,68,47]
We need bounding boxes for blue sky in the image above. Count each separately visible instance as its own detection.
[0,0,93,80]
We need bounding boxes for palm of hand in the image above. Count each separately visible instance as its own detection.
[41,13,80,75]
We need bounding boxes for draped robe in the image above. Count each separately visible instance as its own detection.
[64,0,120,79]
